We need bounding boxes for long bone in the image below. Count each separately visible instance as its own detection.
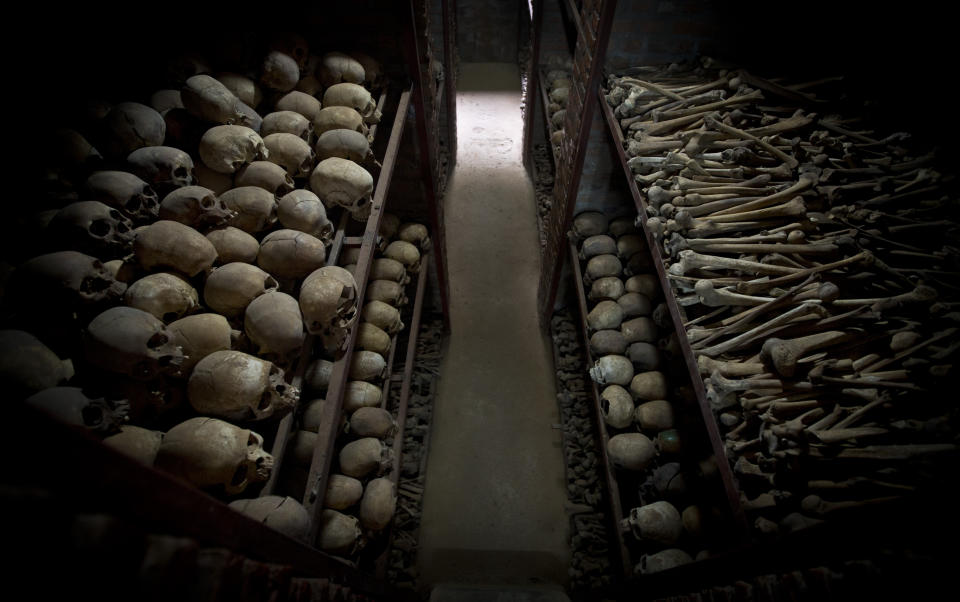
[669,249,805,277]
[768,407,825,439]
[686,241,839,255]
[677,173,773,189]
[760,331,851,377]
[705,114,799,168]
[694,280,777,306]
[735,251,873,295]
[697,302,827,357]
[707,174,817,217]
[807,477,915,492]
[829,284,937,310]
[812,427,889,444]
[697,355,766,376]
[800,495,901,517]
[682,197,808,226]
[657,89,764,120]
[742,112,818,138]
[627,113,706,136]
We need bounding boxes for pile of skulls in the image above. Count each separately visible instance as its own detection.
[543,55,572,155]
[603,59,960,537]
[277,213,429,558]
[2,35,389,547]
[574,210,732,575]
[551,310,617,590]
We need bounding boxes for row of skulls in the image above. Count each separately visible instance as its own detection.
[3,33,414,547]
[572,210,715,575]
[293,214,428,557]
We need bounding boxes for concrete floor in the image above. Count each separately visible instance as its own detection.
[416,63,570,589]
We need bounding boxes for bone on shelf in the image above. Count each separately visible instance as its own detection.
[598,61,960,543]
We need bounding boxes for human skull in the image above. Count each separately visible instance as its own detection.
[630,371,668,401]
[607,432,656,471]
[349,351,386,382]
[589,330,627,356]
[627,341,661,371]
[355,323,391,356]
[219,186,278,233]
[383,240,421,274]
[600,384,634,429]
[322,83,381,124]
[198,125,268,174]
[318,52,366,88]
[262,133,315,178]
[133,220,218,277]
[341,381,383,414]
[100,102,165,158]
[102,425,164,465]
[622,501,683,545]
[213,72,263,108]
[622,317,657,344]
[167,313,232,376]
[618,292,652,318]
[203,262,279,317]
[625,274,659,298]
[124,272,199,322]
[150,89,183,115]
[587,300,624,331]
[159,186,235,230]
[312,106,369,140]
[348,51,383,88]
[379,213,400,241]
[205,227,260,264]
[127,146,195,196]
[276,189,334,242]
[260,51,299,92]
[635,399,674,431]
[244,291,305,365]
[256,230,327,280]
[585,254,622,285]
[24,386,128,435]
[156,417,273,494]
[234,161,295,196]
[579,234,617,260]
[228,496,311,543]
[261,111,312,142]
[84,171,159,223]
[572,211,609,239]
[187,350,298,421]
[589,354,633,386]
[0,330,74,398]
[314,128,375,163]
[11,251,126,311]
[52,128,103,171]
[396,222,431,251]
[365,280,407,307]
[48,201,134,259]
[636,549,693,575]
[360,300,403,335]
[369,258,410,285]
[318,510,362,555]
[309,157,372,212]
[338,437,392,478]
[348,406,397,439]
[325,474,364,510]
[589,276,625,302]
[299,266,358,343]
[359,477,396,532]
[83,306,185,380]
[274,91,322,123]
[181,74,246,125]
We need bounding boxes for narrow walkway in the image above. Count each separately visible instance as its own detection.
[417,63,570,588]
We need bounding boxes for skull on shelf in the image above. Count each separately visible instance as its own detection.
[24,386,128,435]
[83,306,185,381]
[186,350,298,421]
[155,417,274,494]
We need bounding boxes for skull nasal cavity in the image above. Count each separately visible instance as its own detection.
[81,276,110,293]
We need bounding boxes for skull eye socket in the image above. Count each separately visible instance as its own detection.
[356,197,369,208]
[174,167,188,179]
[147,332,169,349]
[89,219,112,237]
[257,392,273,410]
[200,195,214,209]
[126,196,142,211]
[231,464,248,487]
[81,404,104,427]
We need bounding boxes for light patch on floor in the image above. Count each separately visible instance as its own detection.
[416,63,570,589]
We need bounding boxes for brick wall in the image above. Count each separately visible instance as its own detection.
[457,0,521,62]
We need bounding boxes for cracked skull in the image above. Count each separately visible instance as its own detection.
[186,350,298,421]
